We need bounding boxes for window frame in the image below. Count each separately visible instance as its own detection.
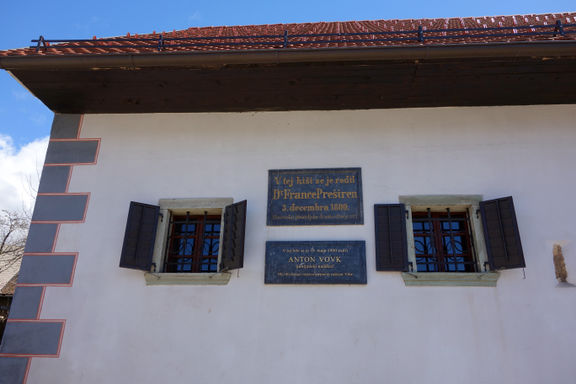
[411,210,476,273]
[398,195,498,287]
[164,213,223,273]
[145,198,233,285]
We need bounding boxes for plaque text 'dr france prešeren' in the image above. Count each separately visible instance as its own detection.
[267,168,363,226]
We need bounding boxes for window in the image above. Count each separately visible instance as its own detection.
[119,198,247,285]
[412,210,476,272]
[165,213,221,273]
[374,195,525,286]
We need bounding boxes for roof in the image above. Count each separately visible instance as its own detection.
[1,13,575,114]
[1,13,575,57]
[0,257,21,296]
[0,274,17,295]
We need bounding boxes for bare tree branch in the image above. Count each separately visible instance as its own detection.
[1,162,39,279]
[0,210,29,275]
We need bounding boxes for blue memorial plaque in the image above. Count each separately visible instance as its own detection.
[267,168,363,226]
[265,241,367,284]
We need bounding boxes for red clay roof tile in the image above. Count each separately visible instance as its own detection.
[1,13,575,57]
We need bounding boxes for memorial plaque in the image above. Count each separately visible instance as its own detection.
[265,241,366,284]
[267,168,363,226]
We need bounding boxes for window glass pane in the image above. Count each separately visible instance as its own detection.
[176,258,193,272]
[184,239,195,255]
[414,237,426,255]
[173,222,196,234]
[205,222,221,235]
[416,257,438,272]
[442,221,462,231]
[203,239,219,256]
[201,258,218,272]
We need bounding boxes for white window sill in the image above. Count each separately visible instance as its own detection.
[144,272,232,286]
[401,272,499,287]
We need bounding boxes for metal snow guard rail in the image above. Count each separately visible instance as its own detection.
[31,20,576,52]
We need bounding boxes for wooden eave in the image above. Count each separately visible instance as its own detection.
[2,41,576,113]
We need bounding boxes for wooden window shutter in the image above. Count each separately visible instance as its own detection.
[220,200,247,271]
[480,196,525,270]
[119,201,159,271]
[374,204,408,271]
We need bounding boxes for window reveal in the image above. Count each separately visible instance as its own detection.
[165,214,221,273]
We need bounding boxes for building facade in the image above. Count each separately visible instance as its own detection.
[1,13,575,384]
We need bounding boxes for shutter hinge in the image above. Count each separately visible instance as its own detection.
[483,261,490,272]
[158,212,164,222]
[476,209,481,219]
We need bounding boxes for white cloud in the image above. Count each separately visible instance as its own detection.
[0,135,49,213]
[188,11,202,22]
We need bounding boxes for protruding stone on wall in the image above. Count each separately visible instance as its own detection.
[8,287,43,320]
[23,224,58,254]
[18,255,76,285]
[0,321,63,356]
[37,166,71,194]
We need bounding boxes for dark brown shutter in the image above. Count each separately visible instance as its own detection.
[119,201,159,271]
[480,196,525,270]
[374,204,408,271]
[220,200,247,271]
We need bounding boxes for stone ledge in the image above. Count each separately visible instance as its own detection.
[144,272,231,286]
[401,272,499,287]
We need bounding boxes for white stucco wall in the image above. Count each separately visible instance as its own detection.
[31,105,576,384]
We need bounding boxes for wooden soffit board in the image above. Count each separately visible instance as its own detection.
[9,56,576,113]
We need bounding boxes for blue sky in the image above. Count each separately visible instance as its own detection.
[1,0,574,147]
[0,1,574,212]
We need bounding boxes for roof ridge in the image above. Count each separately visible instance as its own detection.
[161,12,576,34]
[2,12,575,57]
